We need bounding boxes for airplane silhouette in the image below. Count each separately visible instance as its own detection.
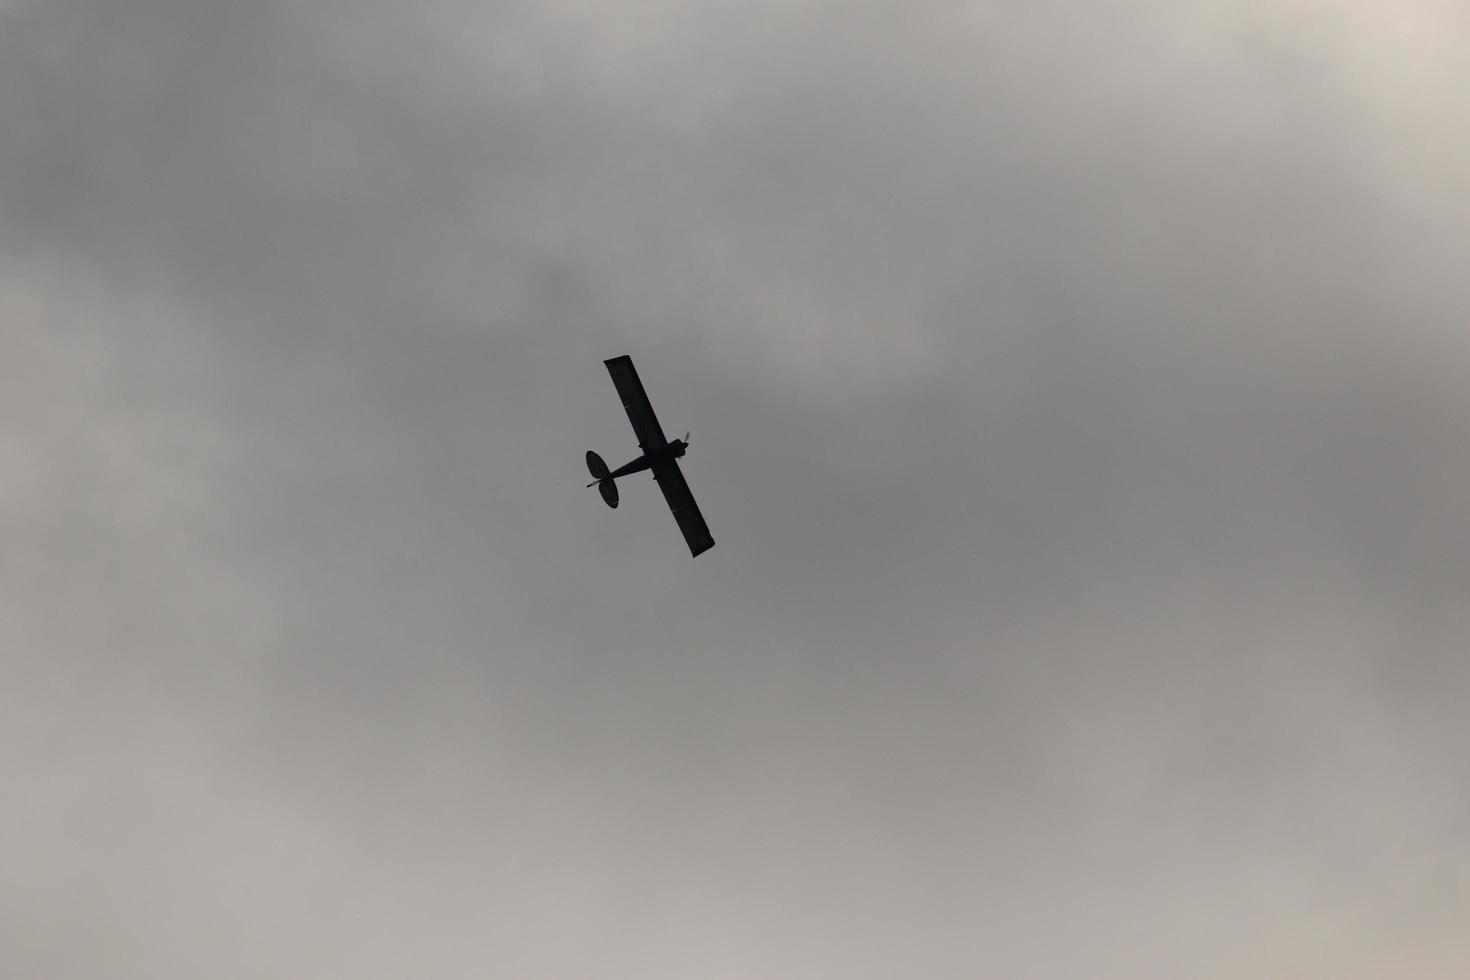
[586,355,714,557]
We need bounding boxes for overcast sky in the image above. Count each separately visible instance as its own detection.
[3,1,1469,977]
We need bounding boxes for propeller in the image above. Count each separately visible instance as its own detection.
[683,431,690,444]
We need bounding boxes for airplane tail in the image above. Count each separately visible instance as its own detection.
[586,451,618,507]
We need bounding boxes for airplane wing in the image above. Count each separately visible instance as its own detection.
[604,355,668,450]
[652,460,715,557]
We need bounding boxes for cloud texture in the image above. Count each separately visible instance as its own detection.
[3,1,1468,977]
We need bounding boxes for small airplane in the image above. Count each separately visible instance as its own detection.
[586,355,715,557]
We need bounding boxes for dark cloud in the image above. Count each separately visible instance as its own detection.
[3,1,1467,977]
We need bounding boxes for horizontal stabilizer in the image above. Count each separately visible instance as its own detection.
[599,478,619,508]
[586,450,609,480]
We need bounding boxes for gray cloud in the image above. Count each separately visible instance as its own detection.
[3,1,1468,977]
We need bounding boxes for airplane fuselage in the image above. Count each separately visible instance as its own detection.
[608,439,687,480]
